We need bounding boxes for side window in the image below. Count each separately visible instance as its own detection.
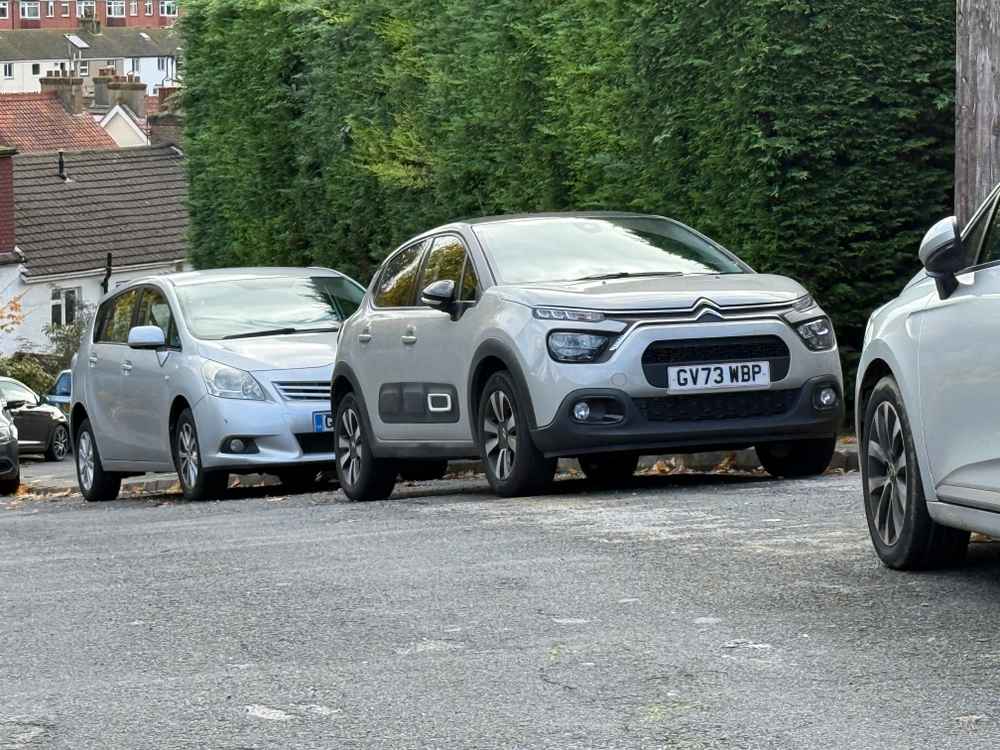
[459,257,480,302]
[0,380,38,406]
[977,201,1000,267]
[52,372,71,397]
[374,243,424,307]
[96,289,139,344]
[419,236,467,297]
[962,196,996,268]
[134,287,180,347]
[325,277,365,319]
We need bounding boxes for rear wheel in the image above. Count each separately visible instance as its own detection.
[478,372,555,498]
[399,459,449,482]
[45,423,71,462]
[579,453,639,485]
[862,376,968,569]
[757,437,836,478]
[75,419,121,502]
[173,409,229,502]
[335,393,397,502]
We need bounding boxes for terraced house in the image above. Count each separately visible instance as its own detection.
[0,0,179,30]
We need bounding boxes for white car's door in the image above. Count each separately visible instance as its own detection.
[918,192,1000,508]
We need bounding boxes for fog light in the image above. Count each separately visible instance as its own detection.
[230,438,246,453]
[222,437,258,454]
[573,402,591,422]
[814,387,838,410]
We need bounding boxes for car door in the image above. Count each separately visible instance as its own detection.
[384,233,484,444]
[918,189,1000,508]
[85,288,140,462]
[352,240,427,442]
[118,285,181,465]
[0,380,48,451]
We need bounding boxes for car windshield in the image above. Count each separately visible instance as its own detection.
[473,216,748,284]
[175,275,366,340]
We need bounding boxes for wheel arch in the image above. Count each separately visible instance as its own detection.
[168,395,192,444]
[70,402,88,439]
[856,357,895,442]
[468,340,537,434]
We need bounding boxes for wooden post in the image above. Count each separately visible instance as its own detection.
[956,0,1000,225]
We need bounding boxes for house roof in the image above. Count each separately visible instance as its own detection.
[13,145,188,278]
[0,92,117,152]
[0,27,179,63]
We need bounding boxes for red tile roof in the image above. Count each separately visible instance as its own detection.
[0,92,117,153]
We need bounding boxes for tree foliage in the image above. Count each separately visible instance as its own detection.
[182,0,955,372]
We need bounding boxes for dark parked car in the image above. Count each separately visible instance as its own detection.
[0,377,71,462]
[0,395,18,495]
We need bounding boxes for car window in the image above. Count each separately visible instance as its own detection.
[326,276,366,318]
[51,372,71,397]
[0,380,37,406]
[95,289,139,344]
[962,197,995,268]
[134,287,180,348]
[976,200,1000,267]
[374,243,424,307]
[419,236,466,300]
[459,257,480,302]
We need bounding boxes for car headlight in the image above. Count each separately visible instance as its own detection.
[791,294,816,312]
[202,361,268,401]
[0,423,12,444]
[795,317,836,351]
[547,331,612,363]
[533,307,605,323]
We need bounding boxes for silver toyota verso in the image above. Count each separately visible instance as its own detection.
[332,212,844,501]
[72,267,365,501]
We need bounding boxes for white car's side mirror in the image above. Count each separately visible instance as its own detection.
[918,216,964,299]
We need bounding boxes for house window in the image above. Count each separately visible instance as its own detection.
[129,0,136,14]
[61,1,67,15]
[2,64,12,79]
[106,0,124,17]
[143,0,150,13]
[79,60,89,76]
[76,0,94,18]
[158,0,175,16]
[31,63,39,75]
[0,1,7,18]
[46,0,53,15]
[156,56,167,71]
[131,57,139,72]
[51,288,81,328]
[19,1,40,19]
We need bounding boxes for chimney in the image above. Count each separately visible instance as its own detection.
[40,72,85,115]
[92,67,116,109]
[148,112,183,146]
[108,75,147,119]
[0,145,16,257]
[157,86,180,113]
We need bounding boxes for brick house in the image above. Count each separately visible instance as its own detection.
[0,1,179,31]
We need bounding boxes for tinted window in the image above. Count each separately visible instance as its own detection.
[174,275,366,340]
[473,216,748,284]
[419,237,466,298]
[0,380,37,406]
[326,276,365,318]
[134,287,180,348]
[51,372,71,397]
[375,243,424,307]
[96,289,139,344]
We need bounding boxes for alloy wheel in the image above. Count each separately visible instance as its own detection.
[483,390,517,481]
[52,426,69,460]
[177,422,200,489]
[337,408,363,487]
[867,401,908,546]
[77,430,95,491]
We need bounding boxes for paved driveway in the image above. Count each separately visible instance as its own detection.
[2,473,999,749]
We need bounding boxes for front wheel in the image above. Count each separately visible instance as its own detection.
[861,376,968,570]
[757,437,836,478]
[335,393,397,502]
[46,423,71,462]
[578,453,639,485]
[76,419,121,502]
[173,409,229,502]
[478,372,555,498]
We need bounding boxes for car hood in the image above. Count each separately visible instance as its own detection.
[198,332,338,372]
[495,273,808,312]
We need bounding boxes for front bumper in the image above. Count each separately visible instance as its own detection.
[531,376,843,458]
[193,395,335,472]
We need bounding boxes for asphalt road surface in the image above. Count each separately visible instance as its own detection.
[3,472,1000,749]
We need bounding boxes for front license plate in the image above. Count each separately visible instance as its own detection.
[313,411,334,433]
[667,361,771,392]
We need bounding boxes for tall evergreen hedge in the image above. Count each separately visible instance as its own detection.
[182,0,955,374]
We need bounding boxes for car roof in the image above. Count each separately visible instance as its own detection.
[123,266,352,289]
[460,210,667,226]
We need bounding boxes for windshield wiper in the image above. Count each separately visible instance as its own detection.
[573,271,685,282]
[222,325,340,340]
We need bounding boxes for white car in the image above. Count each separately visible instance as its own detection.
[71,268,365,502]
[857,184,1000,569]
[332,212,844,501]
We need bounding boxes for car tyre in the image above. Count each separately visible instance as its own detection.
[0,470,19,496]
[757,437,836,478]
[45,423,71,462]
[335,392,397,502]
[578,453,639,485]
[75,418,122,502]
[173,409,229,502]
[862,376,969,570]
[399,459,449,482]
[478,371,556,498]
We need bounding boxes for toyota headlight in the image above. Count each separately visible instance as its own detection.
[795,317,836,351]
[202,361,268,401]
[547,331,611,363]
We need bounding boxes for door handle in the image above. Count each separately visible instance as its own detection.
[358,333,372,344]
[401,326,417,345]
[88,354,98,367]
[121,361,133,374]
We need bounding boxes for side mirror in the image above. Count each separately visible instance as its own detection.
[919,216,964,299]
[420,279,456,311]
[128,325,166,350]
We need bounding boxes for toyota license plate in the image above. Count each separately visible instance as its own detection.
[313,411,334,433]
[667,361,770,392]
